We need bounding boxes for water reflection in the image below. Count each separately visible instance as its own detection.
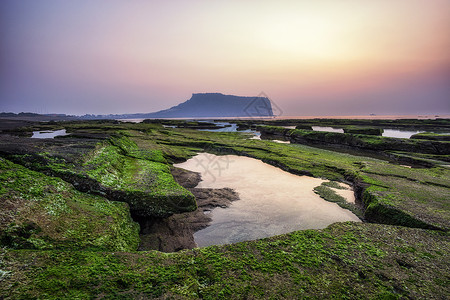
[381,129,423,139]
[31,129,68,139]
[312,126,344,133]
[175,153,360,247]
[272,140,290,144]
[311,126,437,139]
[199,122,238,132]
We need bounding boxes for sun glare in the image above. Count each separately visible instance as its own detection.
[259,15,348,61]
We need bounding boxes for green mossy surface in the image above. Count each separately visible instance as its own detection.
[388,151,450,167]
[322,180,348,189]
[83,140,196,216]
[0,157,140,251]
[126,125,449,230]
[2,132,196,217]
[20,122,446,230]
[1,222,448,299]
[314,183,362,218]
[410,132,450,141]
[294,124,314,130]
[343,126,383,136]
[1,119,449,299]
[234,118,450,131]
[258,125,450,155]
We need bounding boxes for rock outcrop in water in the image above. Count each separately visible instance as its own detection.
[257,125,450,156]
[146,93,274,118]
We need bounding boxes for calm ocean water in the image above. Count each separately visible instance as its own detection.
[118,115,450,123]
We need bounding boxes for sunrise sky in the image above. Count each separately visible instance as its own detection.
[1,0,449,116]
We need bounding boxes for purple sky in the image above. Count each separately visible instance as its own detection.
[1,0,449,116]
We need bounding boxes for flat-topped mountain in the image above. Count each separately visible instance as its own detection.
[146,93,274,118]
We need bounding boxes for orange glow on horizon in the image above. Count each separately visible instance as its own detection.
[1,0,449,115]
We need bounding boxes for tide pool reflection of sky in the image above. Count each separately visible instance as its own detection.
[1,1,449,116]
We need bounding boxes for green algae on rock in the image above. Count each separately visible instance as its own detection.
[343,126,384,136]
[410,132,450,141]
[0,133,197,217]
[131,125,449,231]
[257,125,450,155]
[82,141,196,217]
[0,119,449,299]
[313,182,363,218]
[1,222,448,299]
[0,157,140,251]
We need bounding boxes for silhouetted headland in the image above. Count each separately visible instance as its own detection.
[146,93,273,118]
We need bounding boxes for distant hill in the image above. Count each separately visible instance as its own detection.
[145,93,273,118]
[0,112,78,121]
[0,93,274,120]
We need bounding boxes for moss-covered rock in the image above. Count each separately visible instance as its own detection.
[292,124,312,130]
[1,222,448,299]
[0,157,140,251]
[0,134,197,217]
[1,119,450,299]
[314,182,363,218]
[82,141,196,217]
[136,125,450,230]
[257,126,450,155]
[410,132,450,141]
[343,126,383,136]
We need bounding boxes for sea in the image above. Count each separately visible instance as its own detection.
[117,114,450,123]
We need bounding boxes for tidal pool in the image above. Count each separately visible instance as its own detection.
[381,129,423,139]
[312,126,344,133]
[311,127,434,139]
[175,153,360,247]
[31,129,68,139]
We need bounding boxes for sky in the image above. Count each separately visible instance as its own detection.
[1,0,449,116]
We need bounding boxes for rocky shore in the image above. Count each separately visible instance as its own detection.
[0,118,448,299]
[138,167,239,252]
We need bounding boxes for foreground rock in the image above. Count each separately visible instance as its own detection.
[0,119,449,299]
[0,134,196,218]
[1,222,448,299]
[0,157,140,251]
[138,167,239,252]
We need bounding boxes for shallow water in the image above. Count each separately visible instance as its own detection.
[312,126,344,133]
[117,118,146,123]
[330,183,356,204]
[31,129,68,139]
[381,129,423,139]
[175,153,360,247]
[199,121,261,138]
[249,133,261,140]
[272,140,290,144]
[311,126,433,139]
[198,122,238,132]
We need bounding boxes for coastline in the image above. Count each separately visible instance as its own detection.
[0,118,448,299]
